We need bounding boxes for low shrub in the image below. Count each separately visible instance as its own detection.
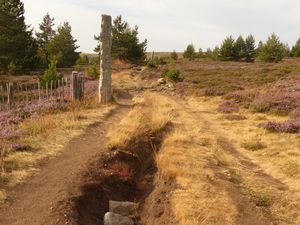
[147,56,167,68]
[170,51,178,61]
[162,67,182,82]
[40,58,62,87]
[218,101,239,113]
[260,120,300,133]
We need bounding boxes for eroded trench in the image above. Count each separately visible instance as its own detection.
[69,125,176,225]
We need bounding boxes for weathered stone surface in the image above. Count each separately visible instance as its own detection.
[104,212,134,225]
[109,200,139,217]
[99,14,112,104]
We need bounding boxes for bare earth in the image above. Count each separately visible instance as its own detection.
[0,106,129,225]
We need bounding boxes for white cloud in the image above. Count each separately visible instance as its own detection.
[23,0,300,52]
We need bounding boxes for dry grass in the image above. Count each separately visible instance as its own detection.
[123,92,300,224]
[185,96,300,224]
[0,104,115,202]
[107,92,173,148]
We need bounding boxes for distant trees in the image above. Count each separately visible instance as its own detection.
[218,35,256,62]
[170,51,178,60]
[0,0,38,73]
[95,15,147,63]
[291,39,300,57]
[183,44,196,60]
[0,0,79,75]
[258,33,285,63]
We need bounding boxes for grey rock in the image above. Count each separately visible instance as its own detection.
[109,200,139,217]
[104,212,134,225]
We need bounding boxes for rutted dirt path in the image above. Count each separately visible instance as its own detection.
[0,105,130,225]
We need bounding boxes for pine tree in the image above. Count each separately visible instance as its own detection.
[258,33,285,63]
[36,13,55,48]
[234,35,246,61]
[291,39,300,57]
[0,0,38,73]
[219,36,235,61]
[95,15,147,63]
[183,44,196,60]
[47,22,79,67]
[245,35,256,62]
[36,13,55,67]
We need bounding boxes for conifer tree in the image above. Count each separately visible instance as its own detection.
[95,15,147,63]
[47,22,79,67]
[258,33,285,63]
[183,44,196,60]
[245,35,256,62]
[0,0,38,73]
[234,35,246,61]
[291,39,300,57]
[36,13,55,67]
[219,36,235,61]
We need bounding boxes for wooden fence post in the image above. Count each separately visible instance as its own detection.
[0,85,4,104]
[62,78,65,101]
[38,82,41,102]
[72,71,78,101]
[50,80,53,100]
[7,83,14,110]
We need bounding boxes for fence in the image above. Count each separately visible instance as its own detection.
[0,72,86,111]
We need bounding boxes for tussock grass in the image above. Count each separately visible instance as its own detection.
[241,139,266,151]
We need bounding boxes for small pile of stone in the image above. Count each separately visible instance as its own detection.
[104,200,139,225]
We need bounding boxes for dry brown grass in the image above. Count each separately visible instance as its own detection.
[107,92,173,148]
[0,105,115,202]
[185,96,300,224]
[115,91,300,224]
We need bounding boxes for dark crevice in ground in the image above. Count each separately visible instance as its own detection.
[64,123,176,225]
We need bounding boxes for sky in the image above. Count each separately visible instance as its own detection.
[24,0,300,53]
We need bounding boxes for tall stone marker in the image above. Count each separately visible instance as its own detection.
[99,14,112,104]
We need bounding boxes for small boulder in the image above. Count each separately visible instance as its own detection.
[104,212,134,225]
[109,200,139,217]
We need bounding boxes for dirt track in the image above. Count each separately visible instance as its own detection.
[0,105,130,225]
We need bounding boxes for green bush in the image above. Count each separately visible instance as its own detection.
[147,56,167,68]
[86,63,99,79]
[170,51,178,60]
[40,58,62,87]
[183,44,196,60]
[162,67,182,82]
[7,62,19,75]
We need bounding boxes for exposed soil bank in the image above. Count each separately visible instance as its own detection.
[68,125,176,225]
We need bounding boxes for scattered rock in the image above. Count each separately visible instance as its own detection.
[109,201,139,217]
[157,78,166,85]
[104,212,134,225]
[167,83,175,89]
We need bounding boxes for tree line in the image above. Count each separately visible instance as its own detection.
[0,0,79,75]
[0,0,147,76]
[183,33,300,63]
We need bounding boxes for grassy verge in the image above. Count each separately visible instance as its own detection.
[0,100,115,202]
